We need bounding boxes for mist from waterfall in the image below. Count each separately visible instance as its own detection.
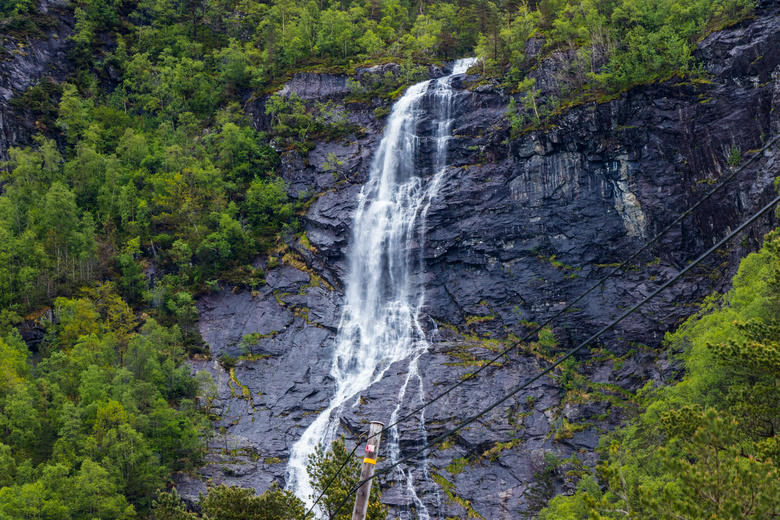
[286,58,476,515]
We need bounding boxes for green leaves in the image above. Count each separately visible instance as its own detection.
[0,0,34,17]
[154,484,308,520]
[0,286,207,519]
[213,123,278,183]
[72,460,136,519]
[660,404,704,439]
[6,0,752,316]
[265,92,313,143]
[153,488,198,520]
[0,334,30,395]
[307,437,386,520]
[57,84,93,145]
[709,318,780,375]
[649,410,780,520]
[245,177,293,232]
[500,0,754,135]
[539,228,780,519]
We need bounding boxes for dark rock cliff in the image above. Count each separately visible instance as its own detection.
[0,0,73,162]
[188,5,780,518]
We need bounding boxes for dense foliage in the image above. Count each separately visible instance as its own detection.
[0,284,208,518]
[307,437,386,520]
[538,229,780,519]
[153,485,307,519]
[0,0,756,313]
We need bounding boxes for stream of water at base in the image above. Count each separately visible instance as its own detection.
[286,58,477,517]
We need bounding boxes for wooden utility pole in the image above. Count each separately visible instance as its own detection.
[351,421,384,520]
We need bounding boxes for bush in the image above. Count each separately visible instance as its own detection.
[245,177,294,232]
[220,354,236,370]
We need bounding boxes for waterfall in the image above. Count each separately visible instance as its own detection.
[286,58,476,514]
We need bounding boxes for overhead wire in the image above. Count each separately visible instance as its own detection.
[326,190,780,520]
[304,431,368,518]
[303,134,780,517]
[377,132,780,436]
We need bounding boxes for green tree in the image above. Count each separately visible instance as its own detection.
[409,15,442,57]
[0,334,30,395]
[540,229,780,520]
[117,237,146,304]
[307,437,387,520]
[214,123,276,182]
[0,0,34,16]
[72,459,135,519]
[508,77,542,128]
[644,410,780,520]
[244,177,293,231]
[117,129,150,168]
[41,181,80,269]
[165,291,199,343]
[57,84,93,144]
[198,484,307,520]
[153,488,198,520]
[0,480,71,520]
[0,385,41,460]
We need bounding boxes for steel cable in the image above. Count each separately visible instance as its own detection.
[325,190,780,520]
[303,134,780,518]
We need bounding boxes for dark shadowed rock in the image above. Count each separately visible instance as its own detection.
[198,289,296,358]
[193,5,780,517]
[190,266,341,493]
[172,473,207,512]
[0,4,73,161]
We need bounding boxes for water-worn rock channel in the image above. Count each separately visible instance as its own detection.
[179,2,780,517]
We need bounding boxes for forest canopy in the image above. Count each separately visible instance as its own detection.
[0,0,755,313]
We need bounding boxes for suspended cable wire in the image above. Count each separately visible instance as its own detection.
[304,135,780,517]
[380,132,780,435]
[326,190,780,520]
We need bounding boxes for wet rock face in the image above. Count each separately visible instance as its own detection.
[194,4,780,518]
[192,271,341,494]
[0,30,71,102]
[423,76,779,351]
[0,3,73,161]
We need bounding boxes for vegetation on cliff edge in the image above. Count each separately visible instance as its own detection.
[538,228,780,519]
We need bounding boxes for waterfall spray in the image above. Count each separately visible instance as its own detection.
[286,58,476,516]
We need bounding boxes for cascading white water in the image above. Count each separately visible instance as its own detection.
[286,58,477,514]
[385,62,473,520]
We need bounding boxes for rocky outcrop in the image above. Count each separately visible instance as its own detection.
[0,0,73,161]
[277,72,350,100]
[0,8,71,101]
[191,3,780,518]
[190,269,342,495]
